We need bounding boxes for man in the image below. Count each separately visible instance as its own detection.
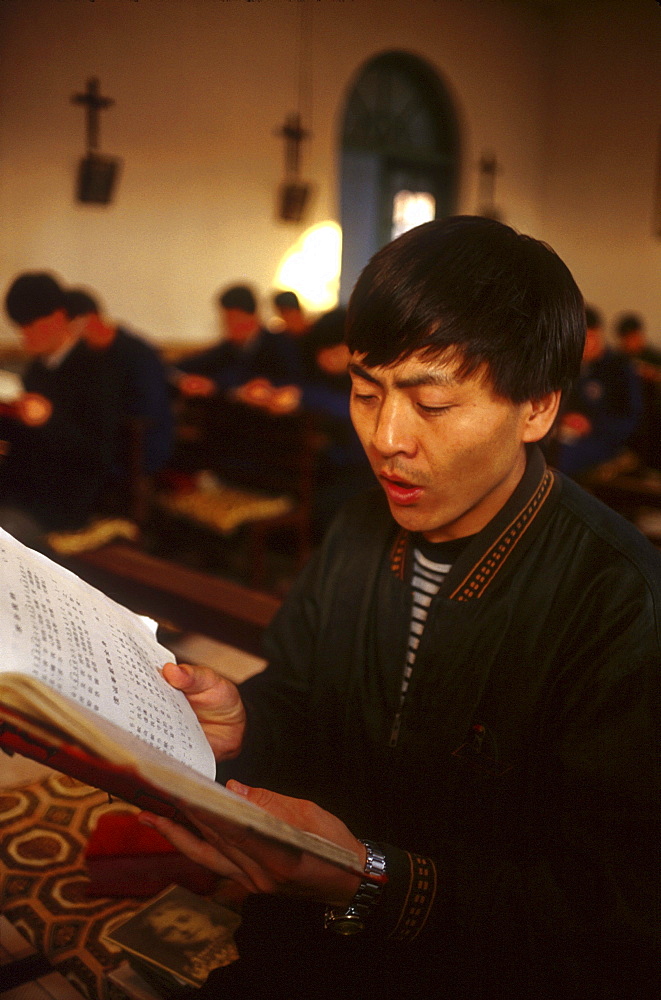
[0,272,119,543]
[143,219,659,999]
[299,307,374,535]
[555,305,642,479]
[615,311,661,376]
[175,284,302,402]
[64,288,173,477]
[273,289,311,339]
[615,311,661,470]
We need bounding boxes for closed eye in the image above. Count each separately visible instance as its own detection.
[418,403,453,415]
[350,381,379,403]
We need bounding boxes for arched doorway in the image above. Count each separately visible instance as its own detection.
[339,51,460,300]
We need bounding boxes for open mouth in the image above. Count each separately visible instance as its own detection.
[380,474,423,505]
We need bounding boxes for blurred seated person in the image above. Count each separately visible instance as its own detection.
[300,308,374,534]
[174,284,302,401]
[615,311,661,470]
[272,289,313,375]
[64,288,173,476]
[554,305,642,480]
[273,290,311,339]
[0,273,120,546]
[615,311,661,380]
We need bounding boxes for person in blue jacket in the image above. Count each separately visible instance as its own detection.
[174,285,302,400]
[554,304,642,478]
[64,288,173,478]
[0,273,120,543]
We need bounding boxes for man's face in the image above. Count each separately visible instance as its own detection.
[621,330,644,355]
[317,342,349,375]
[20,309,71,355]
[222,308,259,344]
[81,312,115,349]
[582,326,604,363]
[147,905,221,948]
[349,350,556,542]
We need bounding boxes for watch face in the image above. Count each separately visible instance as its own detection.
[324,909,366,936]
[330,914,365,936]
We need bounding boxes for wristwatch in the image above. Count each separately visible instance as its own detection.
[324,840,387,936]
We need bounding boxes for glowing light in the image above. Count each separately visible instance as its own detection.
[273,222,342,312]
[391,190,436,240]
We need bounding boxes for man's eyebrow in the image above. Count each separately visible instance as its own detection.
[348,361,458,389]
[348,362,381,385]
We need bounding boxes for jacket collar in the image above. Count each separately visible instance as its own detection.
[389,445,561,600]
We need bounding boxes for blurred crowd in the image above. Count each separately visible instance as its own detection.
[1,271,659,580]
[548,305,661,482]
[0,273,373,567]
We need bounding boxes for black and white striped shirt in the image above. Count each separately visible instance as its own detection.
[389,535,472,747]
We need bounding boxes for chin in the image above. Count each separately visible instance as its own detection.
[389,505,435,534]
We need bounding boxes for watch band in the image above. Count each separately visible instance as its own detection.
[324,840,387,936]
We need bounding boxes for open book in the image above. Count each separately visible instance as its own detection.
[0,528,361,875]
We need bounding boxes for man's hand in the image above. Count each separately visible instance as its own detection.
[162,662,246,760]
[233,379,302,414]
[178,373,216,398]
[233,377,274,407]
[558,411,592,442]
[16,392,53,427]
[140,781,366,906]
[267,385,301,415]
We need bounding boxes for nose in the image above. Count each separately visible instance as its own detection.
[371,394,417,459]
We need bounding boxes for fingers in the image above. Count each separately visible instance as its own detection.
[138,811,249,885]
[162,661,221,696]
[141,787,365,904]
[179,374,215,397]
[18,393,53,426]
[162,662,241,717]
[162,662,246,760]
[139,809,294,895]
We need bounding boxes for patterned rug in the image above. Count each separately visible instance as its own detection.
[0,770,146,1000]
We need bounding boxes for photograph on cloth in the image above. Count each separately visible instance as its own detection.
[104,885,240,988]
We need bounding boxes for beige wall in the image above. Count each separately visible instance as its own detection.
[0,0,659,348]
[539,0,661,342]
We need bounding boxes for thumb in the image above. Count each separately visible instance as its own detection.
[162,661,224,696]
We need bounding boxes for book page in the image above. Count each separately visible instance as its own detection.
[0,528,215,779]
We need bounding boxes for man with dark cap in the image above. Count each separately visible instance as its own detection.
[0,272,119,544]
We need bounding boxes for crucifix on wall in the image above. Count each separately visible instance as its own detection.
[477,153,503,221]
[275,111,313,223]
[71,77,122,205]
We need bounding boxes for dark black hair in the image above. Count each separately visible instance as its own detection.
[5,272,66,326]
[218,284,256,314]
[274,290,300,311]
[584,305,603,331]
[346,216,586,403]
[63,288,99,319]
[615,312,644,338]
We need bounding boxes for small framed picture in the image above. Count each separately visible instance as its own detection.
[105,885,240,988]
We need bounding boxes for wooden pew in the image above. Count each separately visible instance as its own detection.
[587,471,661,522]
[160,394,318,589]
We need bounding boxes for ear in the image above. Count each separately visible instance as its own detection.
[521,390,562,443]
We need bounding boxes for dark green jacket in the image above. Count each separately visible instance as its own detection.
[222,446,660,999]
